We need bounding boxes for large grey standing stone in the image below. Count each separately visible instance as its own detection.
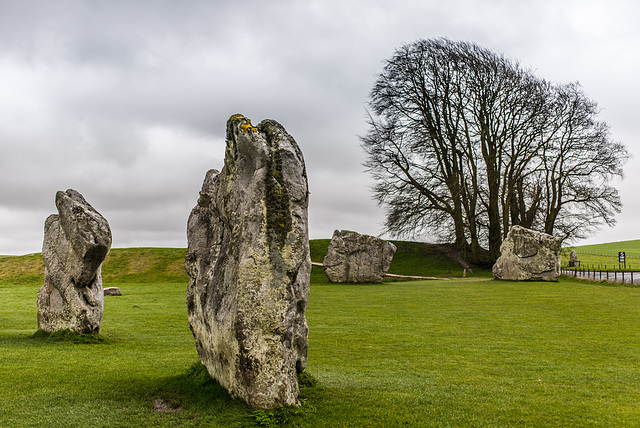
[185,114,310,409]
[37,189,112,334]
[492,225,561,281]
[322,230,397,283]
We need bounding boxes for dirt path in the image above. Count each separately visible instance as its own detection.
[311,262,449,280]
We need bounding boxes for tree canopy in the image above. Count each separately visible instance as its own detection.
[362,38,627,265]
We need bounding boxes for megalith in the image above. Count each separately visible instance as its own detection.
[322,230,397,283]
[492,225,561,281]
[37,189,112,334]
[569,250,578,267]
[185,114,310,409]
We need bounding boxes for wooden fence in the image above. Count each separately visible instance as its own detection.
[561,268,640,285]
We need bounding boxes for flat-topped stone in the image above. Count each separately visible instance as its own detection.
[103,287,121,296]
[492,225,561,281]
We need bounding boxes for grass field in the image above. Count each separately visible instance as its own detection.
[2,245,640,426]
[564,239,640,270]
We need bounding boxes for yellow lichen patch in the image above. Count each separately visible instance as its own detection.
[229,114,257,133]
[240,121,256,133]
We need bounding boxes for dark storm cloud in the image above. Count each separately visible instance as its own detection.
[1,0,639,254]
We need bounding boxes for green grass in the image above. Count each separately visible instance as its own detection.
[304,278,640,426]
[564,239,640,270]
[3,247,640,425]
[567,239,640,258]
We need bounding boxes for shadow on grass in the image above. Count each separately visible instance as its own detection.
[30,329,111,344]
[149,362,321,427]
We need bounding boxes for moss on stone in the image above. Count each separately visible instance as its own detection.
[259,121,293,249]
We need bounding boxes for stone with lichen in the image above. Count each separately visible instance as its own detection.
[185,114,310,409]
[492,225,561,281]
[37,189,112,334]
[322,230,397,283]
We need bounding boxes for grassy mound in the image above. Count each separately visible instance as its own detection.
[1,239,483,286]
[0,247,189,285]
[0,253,45,285]
[100,247,188,283]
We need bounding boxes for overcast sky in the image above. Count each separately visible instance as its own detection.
[1,0,638,255]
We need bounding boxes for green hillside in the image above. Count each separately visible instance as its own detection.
[0,248,188,286]
[1,239,476,286]
[567,239,640,256]
[0,253,44,285]
[564,239,640,270]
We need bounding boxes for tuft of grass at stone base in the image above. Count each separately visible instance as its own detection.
[31,328,110,344]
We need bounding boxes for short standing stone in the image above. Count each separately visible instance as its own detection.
[37,189,112,333]
[492,225,561,281]
[103,287,121,296]
[185,114,310,409]
[322,230,397,283]
[569,250,578,267]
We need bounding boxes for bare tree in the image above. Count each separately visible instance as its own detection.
[539,82,627,241]
[362,38,627,265]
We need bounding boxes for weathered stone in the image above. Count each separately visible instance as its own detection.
[103,287,121,296]
[322,230,397,283]
[569,250,578,267]
[185,114,310,409]
[492,225,561,281]
[37,189,112,334]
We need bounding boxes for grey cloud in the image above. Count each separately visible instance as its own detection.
[1,0,639,254]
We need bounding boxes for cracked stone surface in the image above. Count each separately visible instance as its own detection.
[185,114,310,409]
[323,230,396,283]
[492,225,561,281]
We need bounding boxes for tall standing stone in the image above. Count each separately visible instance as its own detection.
[185,114,310,409]
[323,230,397,283]
[492,225,562,281]
[37,189,112,334]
